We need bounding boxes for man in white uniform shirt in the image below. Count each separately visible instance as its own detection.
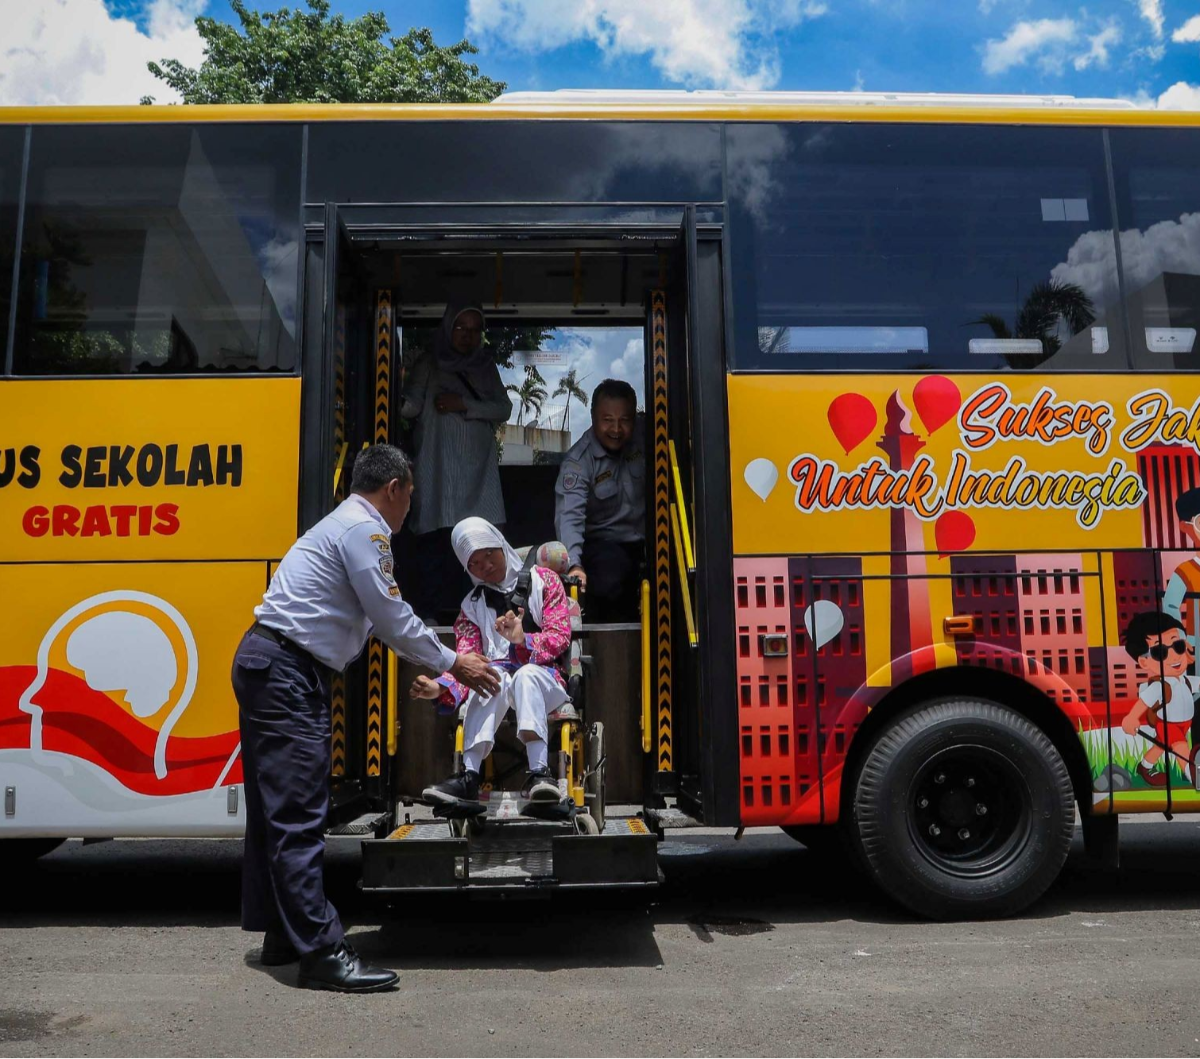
[232,444,499,992]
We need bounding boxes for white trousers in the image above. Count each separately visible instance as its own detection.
[462,664,569,753]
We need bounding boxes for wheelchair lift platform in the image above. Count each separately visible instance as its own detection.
[360,811,660,894]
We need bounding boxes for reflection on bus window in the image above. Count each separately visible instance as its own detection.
[0,127,22,364]
[759,325,929,358]
[12,124,302,376]
[1110,128,1200,371]
[727,122,1125,372]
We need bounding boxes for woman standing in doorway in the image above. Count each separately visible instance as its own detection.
[402,302,513,622]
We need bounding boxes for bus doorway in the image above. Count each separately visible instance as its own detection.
[310,210,714,892]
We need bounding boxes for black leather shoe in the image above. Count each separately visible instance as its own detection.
[261,931,299,966]
[297,941,398,993]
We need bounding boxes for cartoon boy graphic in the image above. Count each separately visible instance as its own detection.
[1121,611,1198,787]
[1164,487,1200,650]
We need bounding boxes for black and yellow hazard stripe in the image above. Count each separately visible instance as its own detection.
[331,304,347,777]
[366,290,392,778]
[650,290,672,773]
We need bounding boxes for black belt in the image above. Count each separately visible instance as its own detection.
[249,621,328,675]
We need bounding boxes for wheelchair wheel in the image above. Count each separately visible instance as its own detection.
[585,721,606,833]
[574,812,600,836]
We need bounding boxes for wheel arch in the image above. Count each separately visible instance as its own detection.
[837,666,1094,824]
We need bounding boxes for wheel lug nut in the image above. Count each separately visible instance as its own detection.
[917,796,929,809]
[934,773,946,785]
[958,828,971,840]
[976,803,988,816]
[928,824,941,837]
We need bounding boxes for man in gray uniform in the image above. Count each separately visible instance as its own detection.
[231,444,499,992]
[554,379,646,622]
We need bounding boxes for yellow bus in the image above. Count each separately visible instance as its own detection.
[3,91,1199,917]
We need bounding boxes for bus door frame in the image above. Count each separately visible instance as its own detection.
[666,207,740,824]
[302,202,741,824]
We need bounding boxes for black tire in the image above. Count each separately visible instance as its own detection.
[1,838,65,863]
[851,697,1074,920]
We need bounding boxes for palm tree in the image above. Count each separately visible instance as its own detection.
[972,279,1095,369]
[552,367,589,432]
[506,366,548,427]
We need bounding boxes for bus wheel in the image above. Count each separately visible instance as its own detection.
[1,838,65,863]
[851,697,1074,920]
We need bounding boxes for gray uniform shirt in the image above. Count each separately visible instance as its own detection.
[255,494,456,673]
[554,420,646,569]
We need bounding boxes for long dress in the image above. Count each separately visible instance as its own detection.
[401,353,512,536]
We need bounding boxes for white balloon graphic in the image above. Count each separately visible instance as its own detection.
[744,458,779,502]
[804,600,844,650]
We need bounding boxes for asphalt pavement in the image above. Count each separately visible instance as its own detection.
[3,817,1200,1057]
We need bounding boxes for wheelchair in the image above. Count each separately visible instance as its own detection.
[435,541,607,837]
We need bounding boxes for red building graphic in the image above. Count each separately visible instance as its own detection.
[1137,445,1200,549]
[801,557,868,768]
[733,557,802,825]
[1111,550,1160,633]
[949,555,1022,676]
[1015,554,1089,706]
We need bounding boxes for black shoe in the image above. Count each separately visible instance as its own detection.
[261,931,299,967]
[423,769,480,806]
[297,941,398,993]
[521,766,562,803]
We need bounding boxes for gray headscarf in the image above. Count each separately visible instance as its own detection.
[434,302,491,373]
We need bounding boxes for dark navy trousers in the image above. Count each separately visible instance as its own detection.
[231,630,343,955]
[580,538,643,622]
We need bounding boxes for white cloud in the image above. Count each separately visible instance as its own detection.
[1073,23,1121,70]
[0,0,206,106]
[466,0,827,90]
[982,18,1078,75]
[499,328,644,440]
[1173,13,1200,41]
[1139,0,1165,39]
[1156,81,1200,108]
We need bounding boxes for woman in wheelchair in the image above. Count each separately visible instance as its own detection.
[413,517,573,812]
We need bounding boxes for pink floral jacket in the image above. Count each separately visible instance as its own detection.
[434,567,571,709]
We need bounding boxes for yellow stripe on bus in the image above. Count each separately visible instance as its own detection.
[2,103,1198,128]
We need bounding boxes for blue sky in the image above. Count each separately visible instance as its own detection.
[179,0,1199,102]
[3,0,1200,107]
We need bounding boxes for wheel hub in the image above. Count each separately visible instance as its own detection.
[909,747,1030,877]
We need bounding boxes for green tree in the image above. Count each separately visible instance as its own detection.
[973,279,1095,370]
[507,366,548,427]
[143,0,505,105]
[552,366,589,432]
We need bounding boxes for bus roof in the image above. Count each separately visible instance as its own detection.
[0,91,1194,127]
[495,88,1140,110]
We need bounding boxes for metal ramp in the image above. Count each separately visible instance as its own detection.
[361,815,660,894]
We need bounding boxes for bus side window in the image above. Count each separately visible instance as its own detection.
[726,121,1126,373]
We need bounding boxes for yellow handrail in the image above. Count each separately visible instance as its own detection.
[671,503,699,647]
[640,579,652,754]
[332,441,348,495]
[668,439,695,572]
[386,651,398,757]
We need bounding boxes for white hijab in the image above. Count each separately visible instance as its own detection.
[451,517,546,660]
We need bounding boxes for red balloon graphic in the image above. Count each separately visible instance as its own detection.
[827,393,878,454]
[935,511,976,558]
[913,375,962,436]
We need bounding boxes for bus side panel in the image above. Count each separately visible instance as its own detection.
[727,373,1200,827]
[0,378,300,837]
